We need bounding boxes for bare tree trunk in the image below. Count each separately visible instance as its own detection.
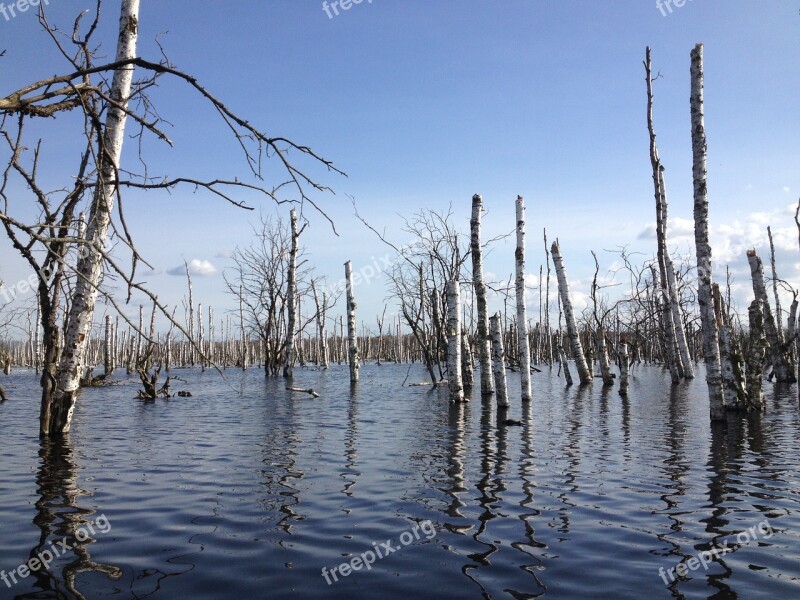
[284,208,299,378]
[515,196,532,402]
[618,340,630,396]
[690,43,725,421]
[490,313,508,408]
[645,47,683,383]
[596,325,614,386]
[311,281,329,369]
[543,228,552,365]
[666,255,694,378]
[551,240,592,383]
[103,314,113,377]
[239,285,247,370]
[471,194,494,396]
[767,226,784,345]
[713,284,746,409]
[446,281,464,403]
[747,249,793,382]
[345,260,359,383]
[461,329,473,392]
[42,0,140,435]
[745,299,767,411]
[186,263,195,366]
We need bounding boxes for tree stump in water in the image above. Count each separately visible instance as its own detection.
[0,384,7,403]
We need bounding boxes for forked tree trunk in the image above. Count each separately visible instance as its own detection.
[690,43,725,421]
[471,194,494,396]
[283,208,299,378]
[446,281,464,403]
[515,196,532,402]
[747,249,793,382]
[745,299,767,411]
[551,241,592,384]
[41,0,140,435]
[311,281,329,369]
[490,313,508,408]
[345,260,359,383]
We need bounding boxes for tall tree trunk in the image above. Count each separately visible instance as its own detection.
[515,196,532,402]
[551,240,592,384]
[283,208,299,378]
[345,260,359,383]
[713,284,746,409]
[690,43,725,421]
[665,255,694,378]
[471,194,494,396]
[596,325,614,386]
[103,314,113,377]
[490,313,508,408]
[446,281,464,403]
[645,47,684,383]
[767,226,784,345]
[311,281,329,369]
[618,339,630,396]
[747,249,793,382]
[41,0,140,435]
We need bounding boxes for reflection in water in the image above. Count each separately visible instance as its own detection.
[15,435,121,600]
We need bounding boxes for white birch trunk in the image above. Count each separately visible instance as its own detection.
[461,329,473,392]
[490,312,508,408]
[345,260,359,383]
[311,281,329,369]
[446,280,464,403]
[283,208,299,378]
[515,196,532,402]
[471,194,494,396]
[690,43,725,421]
[745,299,767,411]
[43,0,140,434]
[551,240,592,384]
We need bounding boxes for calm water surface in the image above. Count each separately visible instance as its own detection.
[1,364,799,599]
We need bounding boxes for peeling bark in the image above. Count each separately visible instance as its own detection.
[745,299,767,411]
[461,329,473,392]
[283,208,299,378]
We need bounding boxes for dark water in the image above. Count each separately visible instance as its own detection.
[1,364,799,599]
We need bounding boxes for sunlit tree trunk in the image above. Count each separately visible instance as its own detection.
[283,208,299,378]
[311,281,329,369]
[551,240,592,384]
[490,313,508,408]
[515,196,532,402]
[345,260,359,383]
[446,281,464,403]
[461,329,473,393]
[103,315,113,377]
[690,43,724,421]
[42,0,140,435]
[666,255,694,378]
[471,194,494,396]
[713,284,746,409]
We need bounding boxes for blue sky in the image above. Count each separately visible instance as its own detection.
[1,0,798,332]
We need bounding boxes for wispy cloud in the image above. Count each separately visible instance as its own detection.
[167,259,218,277]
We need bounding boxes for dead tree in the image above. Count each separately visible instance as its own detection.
[1,1,342,435]
[515,196,532,402]
[490,313,509,408]
[471,194,494,396]
[690,43,725,420]
[345,261,359,383]
[551,240,592,384]
[283,208,306,378]
[446,280,464,403]
[746,249,793,382]
[745,299,767,411]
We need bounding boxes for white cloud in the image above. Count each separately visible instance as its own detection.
[167,259,218,277]
[783,186,791,193]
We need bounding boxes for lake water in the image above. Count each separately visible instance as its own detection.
[1,364,799,599]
